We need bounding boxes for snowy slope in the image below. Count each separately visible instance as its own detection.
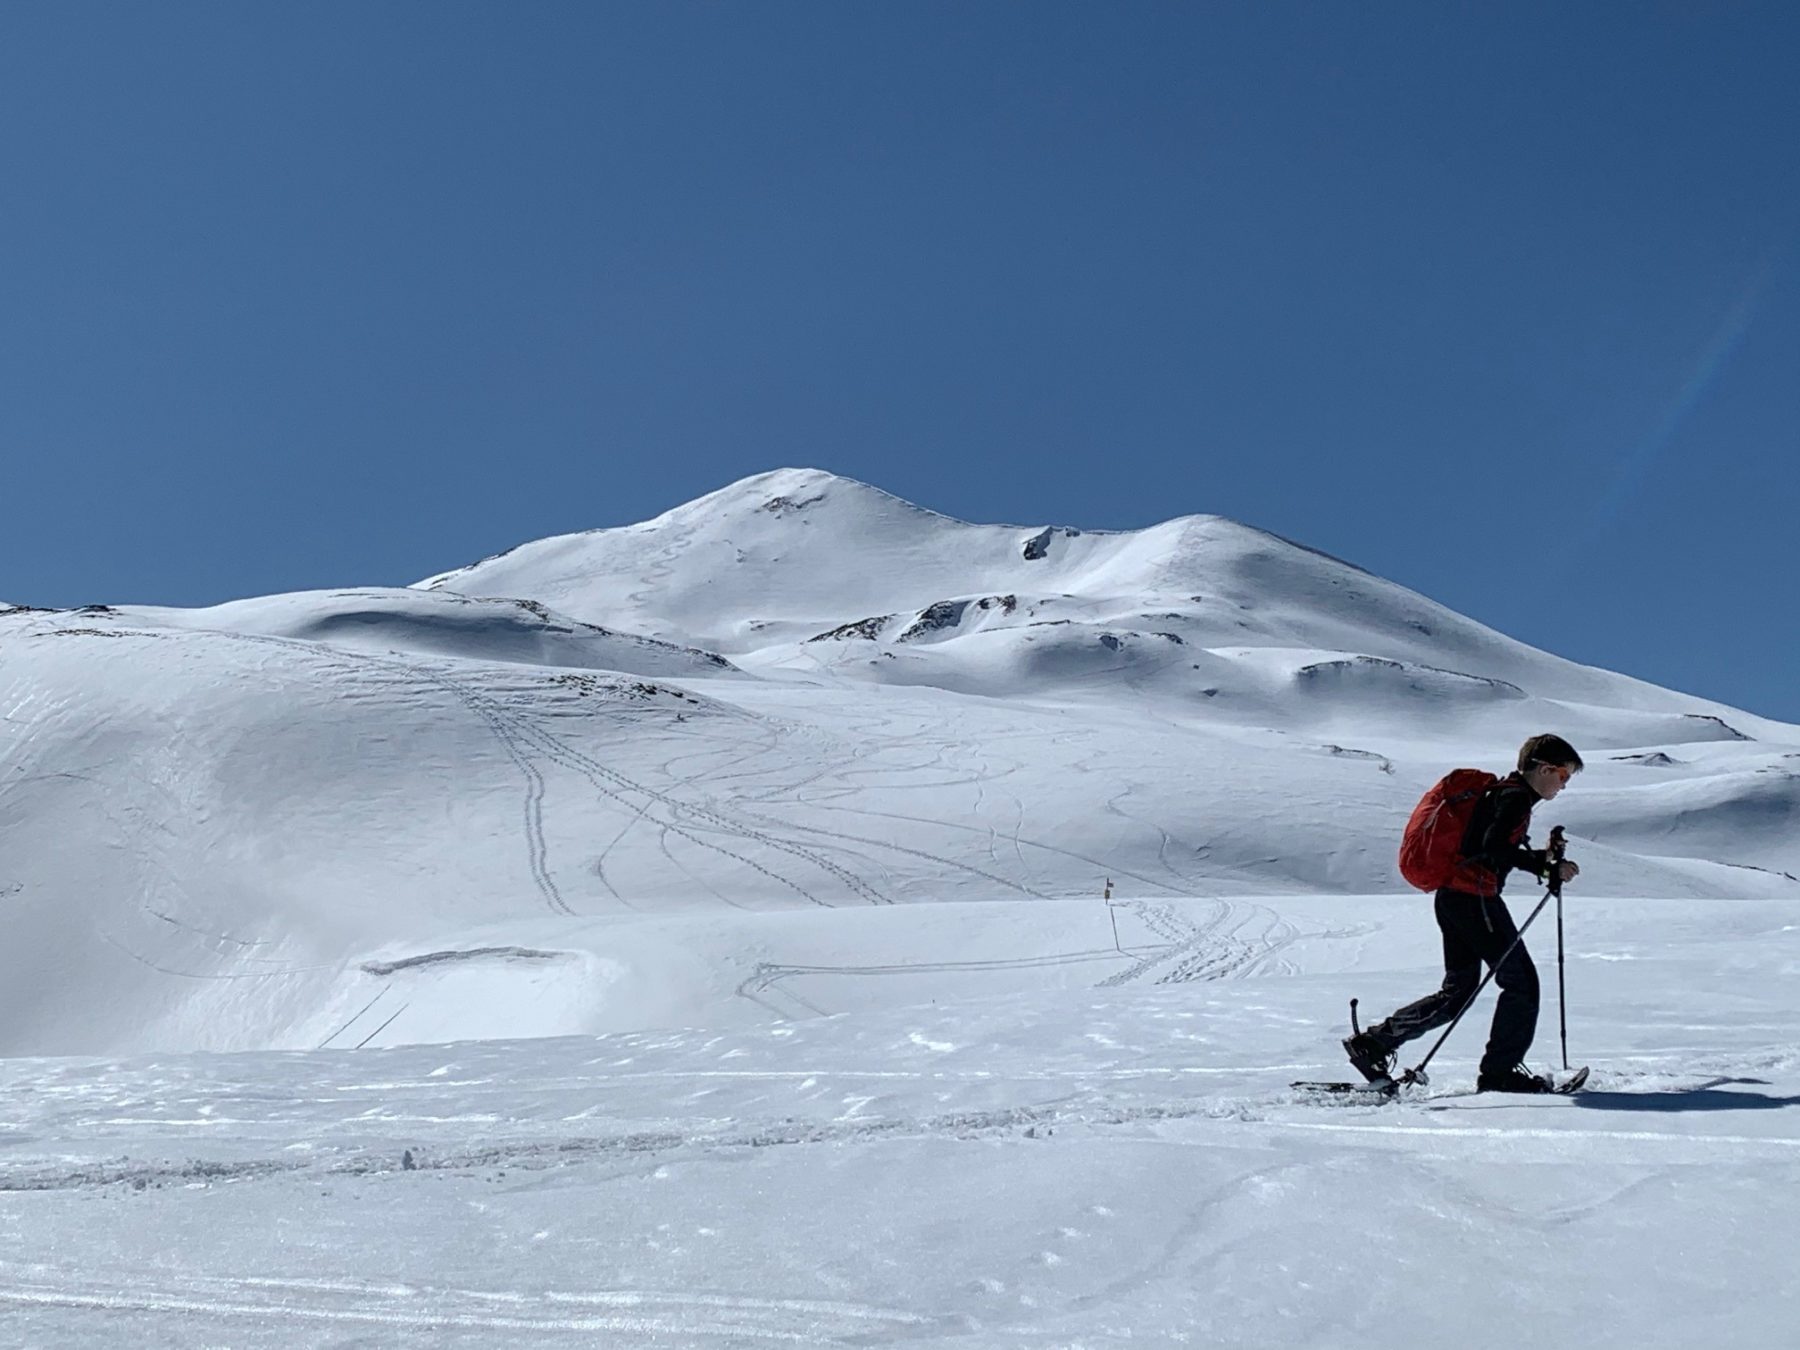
[3,470,1797,1059]
[2,893,1797,1348]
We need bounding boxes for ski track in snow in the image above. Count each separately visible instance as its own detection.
[56,622,1345,1039]
[211,629,892,914]
[9,1059,1796,1199]
[0,1269,945,1345]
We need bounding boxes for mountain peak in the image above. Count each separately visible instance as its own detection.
[660,467,966,528]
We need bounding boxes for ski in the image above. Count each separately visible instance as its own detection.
[1293,1066,1586,1100]
[1553,1065,1590,1094]
[1291,1079,1398,1098]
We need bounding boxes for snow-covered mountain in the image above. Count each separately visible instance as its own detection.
[2,469,1796,1058]
[418,468,1729,715]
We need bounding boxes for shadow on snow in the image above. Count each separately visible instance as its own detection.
[1572,1077,1800,1114]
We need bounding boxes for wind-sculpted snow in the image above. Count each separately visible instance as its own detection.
[119,587,741,678]
[359,948,573,977]
[1562,767,1800,875]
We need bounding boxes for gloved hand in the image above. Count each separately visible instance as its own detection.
[1529,850,1580,885]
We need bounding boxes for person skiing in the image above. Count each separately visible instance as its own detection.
[1345,733,1583,1093]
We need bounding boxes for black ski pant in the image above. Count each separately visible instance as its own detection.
[1369,889,1539,1077]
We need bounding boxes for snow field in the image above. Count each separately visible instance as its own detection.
[5,470,1799,1345]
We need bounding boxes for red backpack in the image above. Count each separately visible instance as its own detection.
[1398,768,1498,891]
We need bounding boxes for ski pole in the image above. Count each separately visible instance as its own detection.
[1402,827,1564,1088]
[1551,828,1569,1071]
[1557,893,1568,1070]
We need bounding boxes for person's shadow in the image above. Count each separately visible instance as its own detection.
[1571,1077,1800,1113]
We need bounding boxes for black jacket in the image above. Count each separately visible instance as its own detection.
[1452,772,1548,898]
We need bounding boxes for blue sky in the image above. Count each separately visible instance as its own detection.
[3,3,1795,720]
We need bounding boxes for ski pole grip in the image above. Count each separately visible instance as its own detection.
[1546,825,1566,898]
